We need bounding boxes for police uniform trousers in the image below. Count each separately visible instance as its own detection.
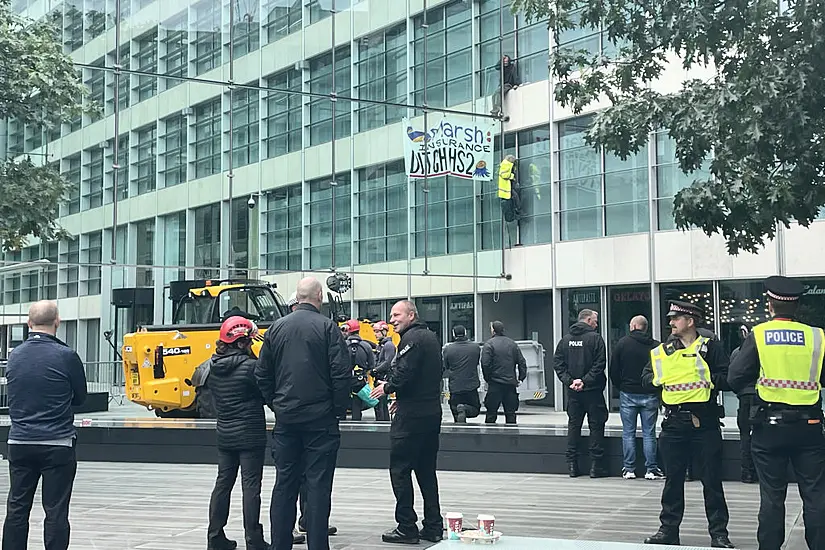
[750,410,825,550]
[389,410,442,537]
[270,417,340,550]
[736,393,756,478]
[449,390,481,421]
[565,389,608,464]
[658,408,730,539]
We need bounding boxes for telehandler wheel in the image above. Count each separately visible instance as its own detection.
[153,407,199,419]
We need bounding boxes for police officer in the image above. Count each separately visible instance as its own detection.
[442,325,482,423]
[729,276,825,550]
[641,301,735,548]
[371,300,443,545]
[730,324,757,484]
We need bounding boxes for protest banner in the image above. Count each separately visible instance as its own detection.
[402,115,497,181]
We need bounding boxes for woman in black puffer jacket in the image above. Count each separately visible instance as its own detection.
[206,316,268,550]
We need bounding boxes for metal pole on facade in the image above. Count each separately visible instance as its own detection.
[330,0,338,270]
[498,1,506,277]
[421,0,429,274]
[227,0,236,278]
[111,0,122,264]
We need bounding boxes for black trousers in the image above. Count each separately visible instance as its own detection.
[736,394,756,477]
[484,382,519,424]
[375,396,391,421]
[2,443,77,550]
[270,421,340,550]
[565,390,608,463]
[207,447,266,547]
[658,413,729,538]
[389,415,442,536]
[751,420,825,550]
[449,390,481,422]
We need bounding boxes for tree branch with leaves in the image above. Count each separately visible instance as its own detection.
[512,0,825,254]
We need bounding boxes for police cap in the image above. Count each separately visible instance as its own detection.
[764,275,804,302]
[666,300,704,319]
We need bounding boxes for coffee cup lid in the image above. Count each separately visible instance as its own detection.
[477,514,495,520]
[446,512,463,518]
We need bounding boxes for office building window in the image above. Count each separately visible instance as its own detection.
[24,123,43,154]
[135,124,157,195]
[355,23,406,132]
[193,0,222,76]
[718,280,770,355]
[264,0,301,42]
[6,119,23,156]
[3,250,21,304]
[61,320,77,351]
[163,211,187,284]
[42,242,58,300]
[513,12,550,87]
[659,282,715,334]
[413,1,473,109]
[556,8,624,59]
[106,44,130,115]
[231,87,260,168]
[135,218,155,287]
[63,154,81,215]
[415,176,474,257]
[193,98,222,178]
[81,231,102,296]
[60,238,79,298]
[309,47,351,145]
[85,58,105,124]
[105,134,129,203]
[161,114,187,187]
[64,1,83,52]
[83,147,104,210]
[84,319,100,363]
[557,115,649,240]
[85,0,105,41]
[111,225,128,290]
[231,2,260,59]
[264,184,302,271]
[231,198,250,275]
[265,68,302,158]
[517,126,552,245]
[308,0,351,24]
[308,173,351,269]
[194,203,221,278]
[655,130,710,231]
[478,133,515,251]
[20,246,41,303]
[356,161,408,264]
[135,30,158,101]
[477,0,515,98]
[161,14,188,90]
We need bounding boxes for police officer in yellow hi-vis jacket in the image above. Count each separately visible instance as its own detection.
[641,301,735,548]
[729,276,825,550]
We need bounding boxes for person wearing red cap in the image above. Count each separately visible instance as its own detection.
[341,319,377,421]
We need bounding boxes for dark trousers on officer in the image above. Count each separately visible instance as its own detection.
[736,394,756,479]
[484,382,519,424]
[208,448,266,547]
[658,412,730,538]
[565,389,608,464]
[270,419,340,550]
[751,417,825,550]
[2,443,77,550]
[389,413,442,536]
[449,390,481,422]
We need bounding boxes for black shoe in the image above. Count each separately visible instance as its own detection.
[711,536,736,548]
[246,542,269,550]
[292,531,306,544]
[590,466,608,478]
[741,471,757,484]
[420,529,443,543]
[455,405,467,424]
[297,524,337,536]
[382,528,419,544]
[208,539,238,550]
[644,530,680,545]
[568,463,581,478]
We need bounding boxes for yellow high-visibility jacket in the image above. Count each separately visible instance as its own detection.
[498,158,514,199]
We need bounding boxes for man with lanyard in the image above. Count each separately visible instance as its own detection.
[729,276,825,550]
[641,301,735,548]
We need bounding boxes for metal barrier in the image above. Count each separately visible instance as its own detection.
[0,359,7,409]
[0,359,124,408]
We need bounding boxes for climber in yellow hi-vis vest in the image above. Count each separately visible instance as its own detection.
[497,155,521,223]
[641,300,735,549]
[729,276,825,550]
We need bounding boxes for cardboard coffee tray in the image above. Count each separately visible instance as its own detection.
[457,530,503,544]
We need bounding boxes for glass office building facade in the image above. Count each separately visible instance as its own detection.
[3,0,825,411]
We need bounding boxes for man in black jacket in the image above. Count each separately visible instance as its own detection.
[341,319,376,421]
[442,325,481,423]
[2,301,87,550]
[371,300,443,545]
[371,321,394,421]
[609,315,663,480]
[553,309,608,478]
[206,316,270,550]
[255,277,351,550]
[481,321,527,424]
[491,54,520,116]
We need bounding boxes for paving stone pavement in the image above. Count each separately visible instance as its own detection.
[0,462,808,549]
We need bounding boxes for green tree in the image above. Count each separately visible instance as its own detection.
[0,0,87,252]
[512,0,825,254]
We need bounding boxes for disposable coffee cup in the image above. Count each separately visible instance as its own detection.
[445,512,463,539]
[477,514,495,536]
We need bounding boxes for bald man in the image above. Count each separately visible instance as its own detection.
[255,278,350,550]
[609,315,663,480]
[3,301,87,550]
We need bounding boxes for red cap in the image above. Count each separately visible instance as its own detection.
[372,321,388,331]
[219,316,256,344]
[343,319,360,333]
